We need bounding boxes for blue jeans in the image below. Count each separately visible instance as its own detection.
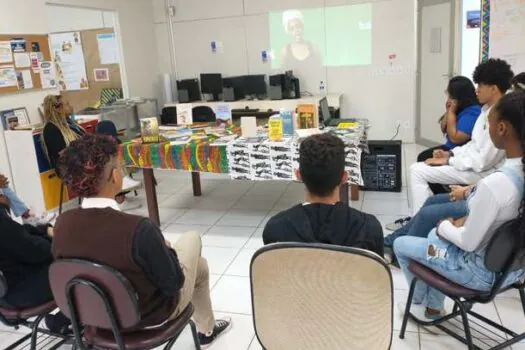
[394,231,524,310]
[384,194,468,247]
[0,187,29,217]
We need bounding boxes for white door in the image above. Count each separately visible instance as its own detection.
[416,0,456,145]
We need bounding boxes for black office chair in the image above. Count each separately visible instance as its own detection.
[192,106,216,123]
[161,106,178,125]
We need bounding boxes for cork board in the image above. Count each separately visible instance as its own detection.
[61,28,122,111]
[0,34,53,95]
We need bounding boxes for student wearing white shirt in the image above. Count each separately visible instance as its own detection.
[409,59,514,214]
[394,91,525,321]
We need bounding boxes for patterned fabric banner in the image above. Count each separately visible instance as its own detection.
[120,140,229,174]
[481,0,490,62]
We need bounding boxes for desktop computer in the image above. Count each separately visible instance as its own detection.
[269,74,285,100]
[176,79,201,103]
[200,73,223,101]
[223,76,246,101]
[244,75,267,99]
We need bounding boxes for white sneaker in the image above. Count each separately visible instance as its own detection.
[397,302,445,322]
[23,211,56,227]
[122,176,141,192]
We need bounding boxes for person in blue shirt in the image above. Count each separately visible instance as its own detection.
[418,76,481,162]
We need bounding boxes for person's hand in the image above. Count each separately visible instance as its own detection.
[47,227,54,237]
[433,149,451,159]
[452,217,467,227]
[425,157,448,166]
[446,99,458,114]
[449,185,468,202]
[165,239,173,249]
[0,174,9,188]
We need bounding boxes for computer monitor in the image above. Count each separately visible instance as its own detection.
[176,79,201,102]
[223,76,246,100]
[200,73,223,101]
[319,97,331,124]
[244,75,267,97]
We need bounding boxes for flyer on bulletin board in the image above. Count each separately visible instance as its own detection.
[49,31,89,91]
[39,61,57,89]
[96,33,119,64]
[0,42,13,64]
[0,65,18,88]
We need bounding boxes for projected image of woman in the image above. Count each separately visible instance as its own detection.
[280,10,323,70]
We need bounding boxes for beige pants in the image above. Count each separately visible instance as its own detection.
[169,231,215,334]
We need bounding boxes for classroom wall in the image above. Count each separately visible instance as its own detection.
[153,0,418,142]
[0,0,159,178]
[45,5,115,32]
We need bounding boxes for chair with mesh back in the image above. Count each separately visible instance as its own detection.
[49,259,200,350]
[0,270,69,350]
[250,243,393,350]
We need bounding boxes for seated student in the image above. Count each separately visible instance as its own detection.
[512,72,525,91]
[53,134,231,347]
[417,76,481,162]
[395,91,525,321]
[409,58,513,214]
[0,173,54,226]
[263,133,384,256]
[384,186,471,263]
[0,194,69,332]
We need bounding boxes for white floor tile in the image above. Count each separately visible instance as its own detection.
[216,209,269,227]
[419,333,470,350]
[495,296,525,334]
[391,331,420,350]
[160,194,202,209]
[225,249,258,277]
[393,290,418,333]
[163,223,210,237]
[248,336,263,350]
[364,188,408,200]
[211,276,253,315]
[202,226,256,248]
[210,274,221,289]
[194,197,236,210]
[377,215,407,233]
[176,209,227,225]
[362,198,411,216]
[202,246,241,275]
[244,235,265,250]
[233,196,279,210]
[391,268,409,290]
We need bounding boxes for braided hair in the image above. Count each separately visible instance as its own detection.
[58,134,118,198]
[493,91,525,247]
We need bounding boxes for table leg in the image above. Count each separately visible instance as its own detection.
[143,168,160,227]
[340,183,349,205]
[191,172,202,196]
[351,184,360,201]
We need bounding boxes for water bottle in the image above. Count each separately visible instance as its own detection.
[319,81,326,96]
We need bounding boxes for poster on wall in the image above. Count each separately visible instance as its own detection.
[0,65,17,88]
[39,61,57,89]
[96,33,119,64]
[466,10,481,29]
[50,31,89,91]
[94,68,109,81]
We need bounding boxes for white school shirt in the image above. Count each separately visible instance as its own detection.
[448,105,505,173]
[438,157,523,252]
[81,197,121,211]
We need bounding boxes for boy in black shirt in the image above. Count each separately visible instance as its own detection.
[263,133,383,256]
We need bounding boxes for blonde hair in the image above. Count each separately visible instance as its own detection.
[43,95,78,145]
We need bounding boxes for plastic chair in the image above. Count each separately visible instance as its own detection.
[49,259,200,350]
[399,219,525,349]
[0,271,69,350]
[250,243,393,350]
[191,106,216,123]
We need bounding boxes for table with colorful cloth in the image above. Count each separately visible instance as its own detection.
[120,121,369,226]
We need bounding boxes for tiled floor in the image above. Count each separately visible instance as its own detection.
[1,143,524,349]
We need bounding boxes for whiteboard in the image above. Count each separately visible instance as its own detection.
[488,0,525,72]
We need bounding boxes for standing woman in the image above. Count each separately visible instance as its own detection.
[41,95,85,172]
[394,91,525,321]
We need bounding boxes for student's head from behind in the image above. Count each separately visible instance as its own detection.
[473,58,514,105]
[512,73,525,92]
[446,76,479,112]
[58,134,122,199]
[488,91,525,151]
[297,133,348,199]
[43,94,73,123]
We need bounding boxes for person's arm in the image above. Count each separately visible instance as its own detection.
[132,220,185,296]
[44,124,67,169]
[448,137,504,172]
[438,181,498,252]
[439,113,447,133]
[360,214,384,257]
[2,218,53,264]
[445,111,470,145]
[262,218,279,245]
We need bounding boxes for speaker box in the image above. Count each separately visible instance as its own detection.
[360,140,402,192]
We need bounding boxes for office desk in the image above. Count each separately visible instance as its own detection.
[165,93,342,115]
[120,123,365,227]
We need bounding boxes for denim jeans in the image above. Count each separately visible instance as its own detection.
[384,194,468,247]
[0,187,29,217]
[394,231,524,310]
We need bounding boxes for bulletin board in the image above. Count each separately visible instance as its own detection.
[0,34,53,95]
[60,28,122,111]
